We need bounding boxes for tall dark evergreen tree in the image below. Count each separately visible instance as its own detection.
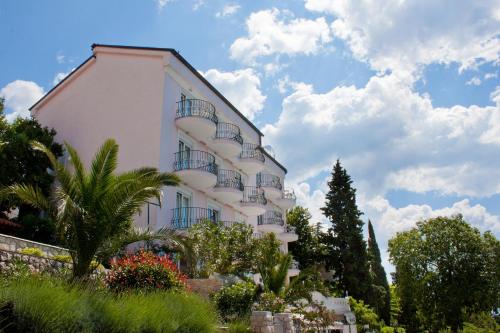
[321,160,371,301]
[367,220,391,324]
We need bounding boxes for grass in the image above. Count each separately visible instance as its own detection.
[0,276,218,333]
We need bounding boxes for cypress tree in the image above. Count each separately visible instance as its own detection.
[368,220,391,324]
[321,160,371,301]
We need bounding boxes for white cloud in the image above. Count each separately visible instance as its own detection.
[201,68,266,120]
[156,0,172,11]
[192,0,205,10]
[466,76,482,86]
[0,80,45,122]
[485,72,498,80]
[52,69,74,86]
[479,86,500,145]
[230,8,331,64]
[215,3,240,18]
[305,0,500,73]
[56,52,65,64]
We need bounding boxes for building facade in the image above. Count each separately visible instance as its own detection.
[31,44,298,275]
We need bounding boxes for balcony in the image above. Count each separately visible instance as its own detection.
[239,186,267,216]
[175,99,218,141]
[288,259,300,276]
[234,143,265,174]
[280,224,298,242]
[210,122,243,158]
[276,188,296,209]
[212,169,244,202]
[257,173,282,200]
[170,207,219,229]
[257,210,284,233]
[173,150,218,188]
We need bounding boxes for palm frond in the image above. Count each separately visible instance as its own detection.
[6,184,50,211]
[89,139,118,192]
[64,141,86,186]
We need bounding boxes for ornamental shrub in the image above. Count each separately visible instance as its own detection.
[18,247,44,257]
[212,281,256,322]
[106,250,187,292]
[253,292,286,314]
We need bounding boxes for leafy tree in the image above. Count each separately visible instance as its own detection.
[256,233,291,295]
[1,139,180,278]
[389,285,402,327]
[287,206,326,269]
[349,297,382,332]
[0,103,63,243]
[367,220,391,323]
[321,160,372,301]
[388,215,500,332]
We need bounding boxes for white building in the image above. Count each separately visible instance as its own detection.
[31,44,298,276]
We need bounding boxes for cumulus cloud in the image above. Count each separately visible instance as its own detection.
[52,69,75,86]
[215,3,240,18]
[201,68,266,120]
[230,8,331,64]
[0,80,44,122]
[156,0,172,11]
[305,0,500,73]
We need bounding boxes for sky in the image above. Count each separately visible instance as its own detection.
[1,0,499,277]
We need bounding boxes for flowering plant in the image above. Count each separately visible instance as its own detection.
[106,250,188,292]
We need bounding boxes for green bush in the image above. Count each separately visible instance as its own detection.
[381,327,406,333]
[51,254,72,263]
[0,276,218,333]
[228,320,251,333]
[212,281,256,322]
[253,292,286,314]
[18,247,44,257]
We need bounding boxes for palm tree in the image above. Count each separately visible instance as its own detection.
[256,233,292,294]
[1,139,180,278]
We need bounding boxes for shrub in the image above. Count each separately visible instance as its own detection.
[381,327,406,333]
[0,275,218,333]
[18,247,44,257]
[106,250,187,292]
[253,292,286,314]
[228,320,251,333]
[51,254,72,263]
[212,281,256,322]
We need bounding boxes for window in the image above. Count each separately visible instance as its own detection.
[175,192,191,228]
[177,139,192,169]
[207,203,221,223]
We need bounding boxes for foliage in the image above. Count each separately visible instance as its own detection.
[381,327,406,333]
[285,267,329,303]
[0,275,218,333]
[1,139,180,278]
[388,215,500,332]
[106,250,187,292]
[286,207,326,269]
[367,220,391,323]
[460,312,499,333]
[185,220,257,278]
[256,233,291,295]
[51,254,72,263]
[296,301,336,332]
[18,247,44,257]
[389,285,402,327]
[227,320,250,333]
[349,297,382,332]
[0,107,62,243]
[253,292,286,313]
[212,281,256,322]
[0,259,31,283]
[321,160,372,302]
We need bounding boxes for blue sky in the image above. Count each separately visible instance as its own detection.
[1,0,499,276]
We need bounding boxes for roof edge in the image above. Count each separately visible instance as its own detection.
[260,148,288,174]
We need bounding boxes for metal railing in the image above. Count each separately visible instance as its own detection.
[241,186,267,205]
[219,221,244,228]
[216,169,244,191]
[215,122,243,145]
[258,210,284,226]
[173,150,218,175]
[176,99,218,124]
[240,143,265,162]
[257,173,282,190]
[171,207,219,229]
[282,188,296,201]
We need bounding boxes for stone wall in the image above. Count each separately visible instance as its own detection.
[0,233,69,257]
[187,278,223,298]
[0,249,72,273]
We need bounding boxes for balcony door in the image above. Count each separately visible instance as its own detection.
[176,192,191,228]
[207,203,220,223]
[178,139,192,169]
[180,93,192,116]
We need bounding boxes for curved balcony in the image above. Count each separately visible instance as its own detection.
[276,188,296,209]
[234,143,265,174]
[211,122,244,158]
[212,169,244,202]
[175,99,218,141]
[173,150,218,188]
[280,224,298,242]
[257,210,284,233]
[239,186,267,216]
[170,207,219,230]
[257,173,283,200]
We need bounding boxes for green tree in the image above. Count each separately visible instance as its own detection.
[349,296,383,332]
[388,215,500,332]
[321,160,372,301]
[1,139,180,278]
[367,220,391,324]
[0,103,63,243]
[287,206,325,269]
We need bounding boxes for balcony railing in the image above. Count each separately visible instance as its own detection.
[258,210,284,226]
[257,173,282,190]
[173,150,218,175]
[241,186,267,205]
[171,207,219,229]
[285,225,296,234]
[215,122,243,145]
[282,188,296,201]
[216,169,244,191]
[176,99,218,124]
[240,143,265,162]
